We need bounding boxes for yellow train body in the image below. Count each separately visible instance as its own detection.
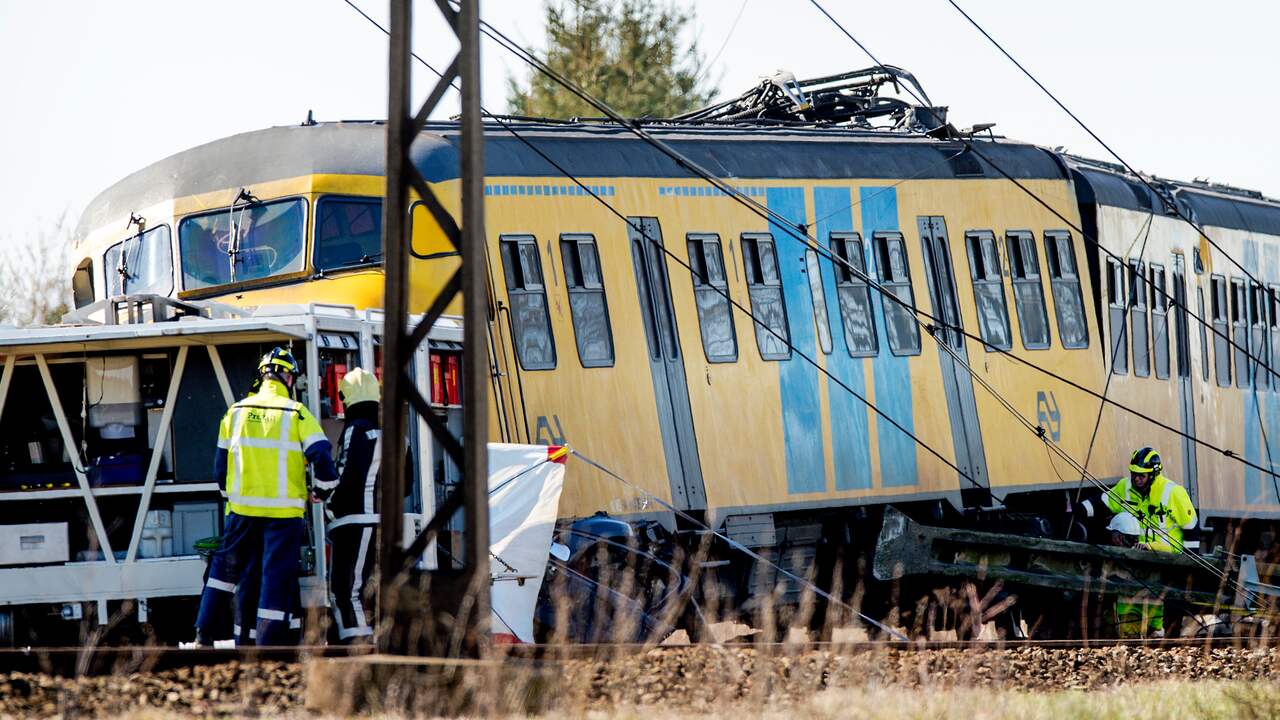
[70,121,1280,534]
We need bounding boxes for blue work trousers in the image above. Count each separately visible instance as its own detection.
[195,513,304,646]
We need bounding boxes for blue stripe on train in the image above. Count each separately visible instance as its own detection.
[766,187,827,494]
[860,187,918,487]
[1266,245,1280,504]
[813,187,873,490]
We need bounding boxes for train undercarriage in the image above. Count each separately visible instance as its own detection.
[549,494,1280,644]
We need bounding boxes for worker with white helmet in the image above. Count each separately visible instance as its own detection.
[312,367,383,643]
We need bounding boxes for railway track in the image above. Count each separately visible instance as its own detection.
[2,634,1278,676]
[1,639,1278,717]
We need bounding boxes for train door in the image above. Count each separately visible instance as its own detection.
[1172,254,1199,503]
[917,216,992,504]
[626,216,707,511]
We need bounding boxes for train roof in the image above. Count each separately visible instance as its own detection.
[76,120,1065,242]
[1067,156,1280,237]
[81,117,1280,243]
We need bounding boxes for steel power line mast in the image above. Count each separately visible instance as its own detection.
[379,0,489,655]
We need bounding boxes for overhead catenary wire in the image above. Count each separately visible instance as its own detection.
[1070,213,1154,520]
[946,0,1280,389]
[475,15,1260,605]
[799,5,1264,601]
[341,0,1262,607]
[478,13,1280,505]
[346,0,1280,493]
[805,0,1280,408]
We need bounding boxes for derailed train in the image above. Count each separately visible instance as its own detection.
[63,71,1280,636]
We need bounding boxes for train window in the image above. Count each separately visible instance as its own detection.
[1005,231,1049,350]
[872,231,921,356]
[1250,282,1268,388]
[1043,231,1089,349]
[1210,275,1230,387]
[1150,264,1170,380]
[1104,257,1127,375]
[410,202,460,258]
[72,258,94,308]
[1171,260,1191,379]
[499,235,556,370]
[965,231,1012,351]
[1198,288,1210,382]
[178,198,306,290]
[104,224,173,297]
[805,250,834,354]
[314,197,383,272]
[741,233,791,360]
[1269,285,1280,391]
[830,232,878,356]
[560,234,615,367]
[1232,278,1249,388]
[686,234,737,363]
[1129,259,1150,378]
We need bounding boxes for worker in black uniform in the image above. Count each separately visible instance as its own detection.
[312,367,381,643]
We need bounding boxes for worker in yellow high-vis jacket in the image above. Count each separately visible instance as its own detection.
[1075,446,1201,637]
[193,347,338,646]
[1076,446,1200,553]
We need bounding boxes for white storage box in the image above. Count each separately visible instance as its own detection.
[140,510,173,558]
[0,523,69,566]
[173,502,219,556]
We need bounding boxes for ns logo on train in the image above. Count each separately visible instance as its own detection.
[1036,391,1062,443]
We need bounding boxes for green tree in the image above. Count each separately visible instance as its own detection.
[507,0,716,119]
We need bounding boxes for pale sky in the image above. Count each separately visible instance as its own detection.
[1,0,1276,256]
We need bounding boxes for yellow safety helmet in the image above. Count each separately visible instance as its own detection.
[258,347,300,378]
[1128,446,1162,475]
[339,367,381,406]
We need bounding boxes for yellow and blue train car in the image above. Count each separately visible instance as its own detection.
[69,118,1280,619]
[1070,159,1280,530]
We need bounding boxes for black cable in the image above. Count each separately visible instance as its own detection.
[807,0,1280,403]
[947,0,1280,388]
[961,138,1280,506]
[480,14,1280,504]
[477,15,1259,604]
[774,14,1280,593]
[1070,213,1153,521]
[342,0,1260,607]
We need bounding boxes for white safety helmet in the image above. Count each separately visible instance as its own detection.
[339,367,381,406]
[1107,511,1142,538]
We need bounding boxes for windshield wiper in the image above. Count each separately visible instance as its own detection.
[333,252,383,268]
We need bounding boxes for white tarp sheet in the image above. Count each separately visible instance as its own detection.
[487,443,566,643]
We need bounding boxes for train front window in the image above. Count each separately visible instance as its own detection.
[103,224,173,297]
[315,197,383,272]
[178,197,306,290]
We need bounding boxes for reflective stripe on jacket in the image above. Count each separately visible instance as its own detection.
[1102,473,1197,553]
[216,379,328,519]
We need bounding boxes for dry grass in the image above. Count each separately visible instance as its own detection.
[558,681,1280,720]
[89,680,1280,719]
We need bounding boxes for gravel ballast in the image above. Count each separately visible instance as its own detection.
[0,645,1277,717]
